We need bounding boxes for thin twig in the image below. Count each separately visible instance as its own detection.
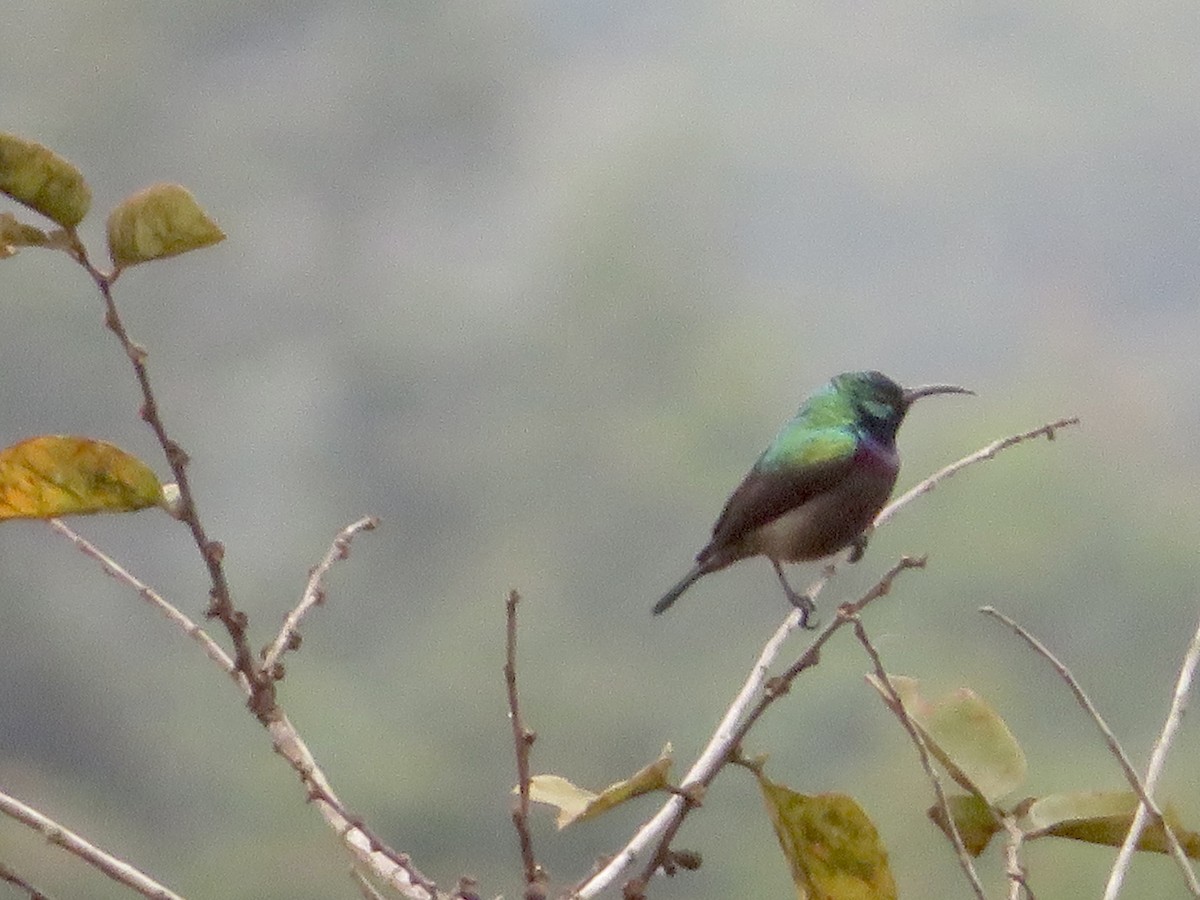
[261,516,380,677]
[50,518,442,899]
[851,618,987,900]
[352,869,389,900]
[771,557,925,688]
[74,246,270,715]
[876,417,1080,530]
[1000,815,1034,900]
[0,788,183,900]
[804,416,1081,599]
[0,861,54,900]
[980,607,1200,897]
[48,518,242,687]
[49,222,444,895]
[504,590,544,892]
[576,557,923,897]
[266,712,443,899]
[1099,605,1200,899]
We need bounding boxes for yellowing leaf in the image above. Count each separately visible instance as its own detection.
[1020,791,1200,857]
[755,772,896,900]
[525,745,673,829]
[868,675,1026,803]
[0,436,164,520]
[575,747,673,824]
[0,133,92,227]
[927,794,1001,857]
[106,183,224,268]
[0,211,49,258]
[526,775,597,829]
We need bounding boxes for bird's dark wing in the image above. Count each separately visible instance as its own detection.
[700,446,859,564]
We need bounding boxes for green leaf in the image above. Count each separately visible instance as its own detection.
[927,794,1001,857]
[0,212,50,258]
[867,675,1026,803]
[755,771,896,900]
[0,133,91,227]
[525,745,673,829]
[0,436,164,519]
[1020,791,1200,857]
[106,183,225,268]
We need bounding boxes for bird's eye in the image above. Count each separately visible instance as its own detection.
[861,400,892,421]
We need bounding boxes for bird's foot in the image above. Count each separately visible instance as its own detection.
[786,588,818,630]
[772,560,819,629]
[847,534,869,564]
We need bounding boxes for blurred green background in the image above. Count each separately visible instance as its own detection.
[3,2,1199,898]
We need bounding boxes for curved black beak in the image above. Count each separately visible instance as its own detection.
[901,383,974,407]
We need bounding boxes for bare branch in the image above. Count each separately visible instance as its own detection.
[0,788,183,900]
[40,188,453,897]
[77,258,271,715]
[50,519,443,898]
[1105,605,1200,899]
[999,815,1034,900]
[48,518,243,688]
[980,607,1200,896]
[876,416,1080,529]
[352,869,389,900]
[261,516,380,677]
[504,590,545,892]
[796,417,1080,609]
[0,860,54,900]
[851,618,987,900]
[267,713,444,899]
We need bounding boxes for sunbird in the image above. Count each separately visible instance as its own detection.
[653,371,971,620]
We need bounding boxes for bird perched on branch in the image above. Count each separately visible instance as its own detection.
[653,370,971,621]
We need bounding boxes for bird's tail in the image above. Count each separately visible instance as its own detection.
[652,565,704,615]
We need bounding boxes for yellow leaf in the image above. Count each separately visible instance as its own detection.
[1021,791,1200,857]
[0,133,92,227]
[526,775,597,829]
[525,745,673,829]
[106,183,225,268]
[756,772,896,900]
[574,746,673,825]
[0,436,164,520]
[927,794,1002,857]
[867,675,1026,803]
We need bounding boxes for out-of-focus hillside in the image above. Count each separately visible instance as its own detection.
[2,3,1199,898]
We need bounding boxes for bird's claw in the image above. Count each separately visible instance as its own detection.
[772,561,819,629]
[847,534,869,564]
[787,590,819,630]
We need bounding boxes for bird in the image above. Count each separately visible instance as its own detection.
[653,370,971,621]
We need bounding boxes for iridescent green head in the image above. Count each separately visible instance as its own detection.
[832,371,972,442]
